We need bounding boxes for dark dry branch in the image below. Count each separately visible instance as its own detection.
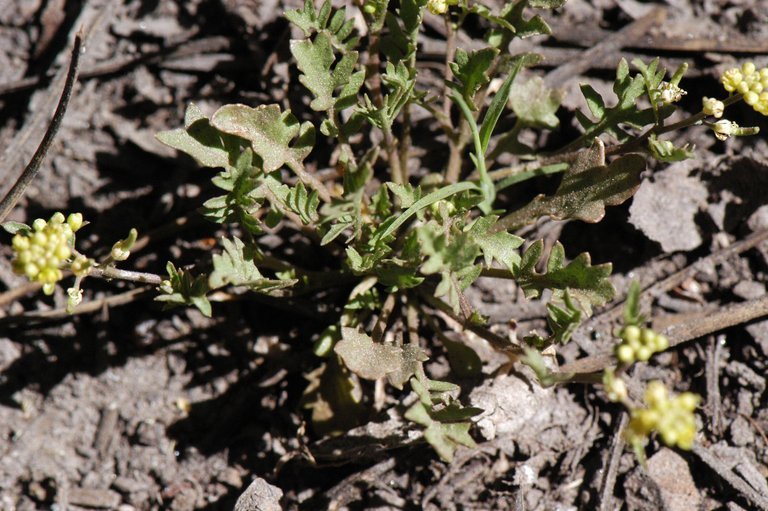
[0,287,153,326]
[705,335,724,437]
[0,33,83,223]
[597,412,628,511]
[691,444,768,511]
[560,294,768,375]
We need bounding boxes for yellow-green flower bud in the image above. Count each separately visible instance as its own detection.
[677,392,700,412]
[12,234,29,251]
[67,213,83,232]
[70,255,93,277]
[721,68,742,92]
[111,228,137,262]
[636,346,652,362]
[24,263,40,278]
[737,81,750,94]
[742,62,756,77]
[32,218,47,231]
[603,370,628,402]
[745,91,759,106]
[645,381,667,408]
[712,119,738,141]
[66,286,83,313]
[658,82,686,104]
[50,212,65,224]
[427,0,448,14]
[616,344,635,363]
[702,97,724,118]
[622,325,641,343]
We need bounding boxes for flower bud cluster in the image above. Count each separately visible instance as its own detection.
[625,381,699,450]
[11,213,83,295]
[721,62,768,115]
[615,325,669,364]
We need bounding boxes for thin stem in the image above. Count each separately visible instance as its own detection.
[452,93,494,211]
[372,291,398,343]
[89,265,164,286]
[332,107,358,171]
[417,288,520,354]
[441,18,457,122]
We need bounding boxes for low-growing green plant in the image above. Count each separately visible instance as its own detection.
[5,0,764,462]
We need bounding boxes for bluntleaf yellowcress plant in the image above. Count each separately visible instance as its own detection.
[5,0,765,463]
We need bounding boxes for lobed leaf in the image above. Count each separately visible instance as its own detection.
[516,240,614,313]
[156,262,212,317]
[156,103,242,169]
[509,76,563,130]
[495,141,646,230]
[449,47,499,110]
[467,215,523,271]
[290,32,364,113]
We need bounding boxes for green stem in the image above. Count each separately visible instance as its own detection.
[452,93,494,212]
[375,181,478,241]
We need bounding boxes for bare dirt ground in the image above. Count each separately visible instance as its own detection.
[1,0,768,509]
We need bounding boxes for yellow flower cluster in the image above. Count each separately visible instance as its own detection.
[721,62,768,115]
[625,381,699,450]
[615,325,669,364]
[11,212,83,295]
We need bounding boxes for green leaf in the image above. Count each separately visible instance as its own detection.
[623,280,644,326]
[579,84,606,119]
[386,182,422,208]
[479,57,523,154]
[290,32,364,112]
[572,59,671,146]
[516,240,614,313]
[520,347,573,387]
[285,0,359,50]
[495,141,646,230]
[264,176,320,225]
[211,104,314,173]
[155,262,212,317]
[285,0,321,36]
[648,134,694,163]
[508,76,563,130]
[357,61,417,131]
[484,0,560,48]
[442,337,483,378]
[404,377,480,462]
[2,221,30,235]
[156,103,242,169]
[209,236,263,288]
[545,290,582,345]
[334,327,405,380]
[199,148,263,233]
[466,215,523,271]
[379,0,427,64]
[449,47,499,110]
[301,358,366,435]
[418,224,480,276]
[372,182,479,245]
[387,344,429,390]
[211,104,323,196]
